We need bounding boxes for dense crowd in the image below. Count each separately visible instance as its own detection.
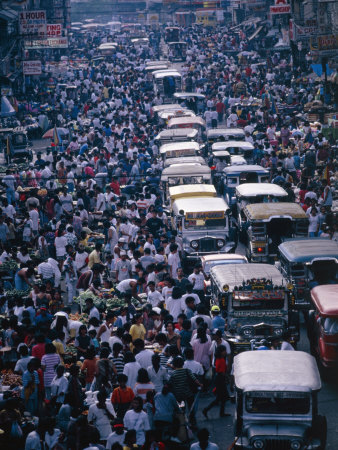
[0,19,336,450]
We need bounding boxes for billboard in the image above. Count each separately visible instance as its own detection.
[47,24,63,37]
[25,37,68,49]
[23,60,42,75]
[19,10,46,36]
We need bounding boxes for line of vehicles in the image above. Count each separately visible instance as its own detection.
[148,57,336,449]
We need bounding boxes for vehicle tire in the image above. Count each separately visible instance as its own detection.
[313,415,327,449]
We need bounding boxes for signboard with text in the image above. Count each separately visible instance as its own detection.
[310,35,338,55]
[23,60,42,75]
[270,0,290,14]
[47,24,62,37]
[19,10,46,36]
[25,37,68,49]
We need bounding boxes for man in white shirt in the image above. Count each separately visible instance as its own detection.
[147,282,164,307]
[85,298,100,320]
[134,339,154,369]
[188,265,206,300]
[28,205,39,237]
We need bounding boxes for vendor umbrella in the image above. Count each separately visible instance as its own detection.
[42,127,69,139]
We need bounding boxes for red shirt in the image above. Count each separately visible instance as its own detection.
[32,343,46,360]
[215,358,227,374]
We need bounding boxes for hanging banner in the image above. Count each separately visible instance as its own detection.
[19,10,46,36]
[23,60,42,75]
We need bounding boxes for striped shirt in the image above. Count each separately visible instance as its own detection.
[111,354,125,374]
[41,353,61,387]
[168,368,197,402]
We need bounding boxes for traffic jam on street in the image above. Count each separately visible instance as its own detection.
[0,2,337,449]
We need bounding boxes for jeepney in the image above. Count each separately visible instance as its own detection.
[154,128,198,146]
[0,127,33,162]
[231,155,247,166]
[161,163,211,202]
[174,92,206,113]
[210,149,231,170]
[165,26,180,43]
[153,70,182,98]
[158,109,195,123]
[200,253,247,277]
[159,141,201,162]
[169,184,216,205]
[235,183,288,235]
[222,165,270,207]
[233,351,326,450]
[211,141,255,164]
[243,203,308,262]
[278,238,338,310]
[167,116,206,139]
[171,196,235,268]
[168,42,187,62]
[309,285,338,369]
[163,156,206,168]
[210,263,299,353]
[207,128,246,150]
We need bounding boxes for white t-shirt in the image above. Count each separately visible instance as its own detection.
[123,409,150,445]
[55,236,68,257]
[147,290,164,307]
[75,251,88,272]
[166,296,183,321]
[188,272,205,290]
[183,359,204,375]
[29,209,39,231]
[168,252,180,277]
[181,293,201,312]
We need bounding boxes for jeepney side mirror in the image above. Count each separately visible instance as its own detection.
[179,209,185,216]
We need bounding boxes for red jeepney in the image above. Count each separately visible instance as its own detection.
[309,284,338,368]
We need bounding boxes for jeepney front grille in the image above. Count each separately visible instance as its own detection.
[233,342,251,354]
[265,439,291,450]
[254,326,272,337]
[199,237,216,252]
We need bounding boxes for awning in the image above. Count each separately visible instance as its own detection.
[1,96,15,117]
[248,26,263,41]
[0,7,18,22]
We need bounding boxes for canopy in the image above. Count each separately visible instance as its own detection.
[0,96,15,117]
[311,285,338,318]
[42,127,69,139]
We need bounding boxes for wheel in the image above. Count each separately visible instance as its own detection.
[312,415,327,449]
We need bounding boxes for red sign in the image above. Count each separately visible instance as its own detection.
[270,5,291,14]
[47,24,62,37]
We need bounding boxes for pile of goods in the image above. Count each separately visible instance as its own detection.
[1,369,22,387]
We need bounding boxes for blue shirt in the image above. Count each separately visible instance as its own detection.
[212,316,225,333]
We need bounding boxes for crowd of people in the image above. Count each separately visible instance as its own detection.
[0,18,336,450]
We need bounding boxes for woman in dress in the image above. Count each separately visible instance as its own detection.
[41,343,61,399]
[88,390,114,442]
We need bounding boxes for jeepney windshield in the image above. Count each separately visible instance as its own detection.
[232,290,285,310]
[168,176,204,185]
[245,391,310,415]
[184,212,227,230]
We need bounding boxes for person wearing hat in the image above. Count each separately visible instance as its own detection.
[106,420,126,448]
[115,251,132,282]
[211,305,225,333]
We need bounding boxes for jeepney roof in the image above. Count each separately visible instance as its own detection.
[172,196,230,215]
[234,351,321,391]
[174,92,206,100]
[145,64,168,72]
[164,156,206,167]
[278,238,338,263]
[153,70,182,79]
[311,285,338,318]
[168,41,187,45]
[236,183,288,198]
[210,263,285,291]
[244,202,307,220]
[165,26,179,30]
[161,163,211,178]
[169,184,216,200]
[159,110,195,120]
[217,140,254,150]
[153,104,181,113]
[207,128,245,138]
[201,253,247,263]
[160,141,200,154]
[223,165,269,175]
[231,155,248,165]
[146,60,170,66]
[167,116,206,127]
[155,129,198,139]
[212,150,231,158]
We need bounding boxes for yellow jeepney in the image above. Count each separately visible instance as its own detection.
[242,203,308,262]
[169,184,217,205]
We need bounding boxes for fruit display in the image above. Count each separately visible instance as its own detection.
[0,261,19,272]
[4,288,30,298]
[1,370,22,386]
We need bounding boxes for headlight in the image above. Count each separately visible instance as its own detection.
[291,440,301,450]
[253,439,264,449]
[190,240,198,249]
[243,328,254,337]
[217,239,224,247]
[274,328,283,336]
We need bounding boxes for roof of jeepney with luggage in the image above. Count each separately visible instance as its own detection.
[244,202,307,220]
[172,196,229,216]
[210,263,285,291]
[236,183,288,198]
